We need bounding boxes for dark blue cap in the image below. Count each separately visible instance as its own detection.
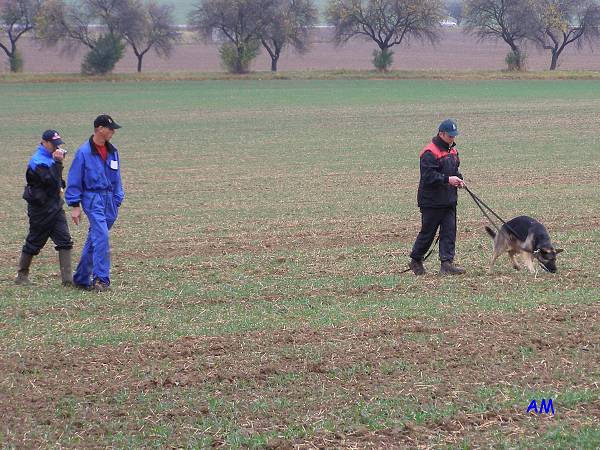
[94,114,121,130]
[42,130,64,146]
[438,119,459,137]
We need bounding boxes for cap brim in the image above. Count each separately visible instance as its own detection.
[109,122,122,130]
[447,131,459,137]
[52,138,65,146]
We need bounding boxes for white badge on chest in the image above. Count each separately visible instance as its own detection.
[110,160,119,170]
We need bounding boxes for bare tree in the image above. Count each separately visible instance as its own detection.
[326,0,444,71]
[36,0,126,73]
[0,0,41,72]
[188,0,278,73]
[118,0,181,72]
[37,0,106,51]
[528,0,600,70]
[445,0,464,25]
[259,0,318,72]
[463,0,535,71]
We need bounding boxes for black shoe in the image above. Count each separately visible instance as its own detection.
[409,258,426,275]
[94,280,111,293]
[440,261,466,275]
[73,283,93,291]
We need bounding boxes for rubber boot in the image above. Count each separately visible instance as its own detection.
[58,249,73,287]
[15,252,34,285]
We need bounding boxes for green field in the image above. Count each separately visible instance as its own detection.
[1,78,599,447]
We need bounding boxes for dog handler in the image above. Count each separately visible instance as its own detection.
[409,119,466,275]
[15,130,74,286]
[65,115,124,292]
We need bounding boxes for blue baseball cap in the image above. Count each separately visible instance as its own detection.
[42,130,64,147]
[438,119,459,137]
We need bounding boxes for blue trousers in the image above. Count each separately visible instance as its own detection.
[73,191,118,287]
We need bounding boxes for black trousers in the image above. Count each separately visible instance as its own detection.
[22,206,73,255]
[410,206,457,262]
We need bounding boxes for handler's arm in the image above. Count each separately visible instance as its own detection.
[65,150,84,225]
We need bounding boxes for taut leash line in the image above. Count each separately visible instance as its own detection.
[463,185,508,233]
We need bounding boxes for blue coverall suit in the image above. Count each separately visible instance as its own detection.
[65,138,124,287]
[22,145,73,255]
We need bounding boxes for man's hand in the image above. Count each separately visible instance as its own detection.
[448,176,465,188]
[52,149,65,162]
[71,206,81,225]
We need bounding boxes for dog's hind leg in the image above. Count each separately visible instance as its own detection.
[508,250,520,270]
[489,235,507,273]
[489,251,500,273]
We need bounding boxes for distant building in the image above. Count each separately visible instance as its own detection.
[440,19,458,28]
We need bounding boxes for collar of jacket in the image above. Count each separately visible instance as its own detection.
[432,135,456,152]
[36,144,54,160]
[88,136,116,156]
[30,144,55,168]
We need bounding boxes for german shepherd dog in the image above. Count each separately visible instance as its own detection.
[485,216,563,273]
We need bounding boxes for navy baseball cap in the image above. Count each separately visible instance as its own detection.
[438,119,459,137]
[94,114,121,130]
[42,130,64,146]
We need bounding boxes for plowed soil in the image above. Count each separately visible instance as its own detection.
[2,303,598,447]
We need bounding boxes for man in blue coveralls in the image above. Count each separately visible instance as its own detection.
[16,130,74,286]
[65,115,124,292]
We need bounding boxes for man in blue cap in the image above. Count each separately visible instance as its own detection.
[65,114,124,292]
[16,130,74,286]
[409,119,466,275]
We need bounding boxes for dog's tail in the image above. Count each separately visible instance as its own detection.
[485,226,496,238]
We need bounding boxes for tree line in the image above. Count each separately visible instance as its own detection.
[1,0,600,74]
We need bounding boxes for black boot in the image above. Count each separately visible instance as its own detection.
[440,260,466,275]
[409,258,426,275]
[15,252,34,285]
[58,249,73,287]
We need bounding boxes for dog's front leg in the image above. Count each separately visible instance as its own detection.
[523,253,536,273]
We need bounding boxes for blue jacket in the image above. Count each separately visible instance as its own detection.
[65,137,124,208]
[22,145,65,209]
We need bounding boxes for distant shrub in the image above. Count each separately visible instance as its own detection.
[505,51,526,71]
[219,41,259,74]
[81,34,125,75]
[372,48,394,72]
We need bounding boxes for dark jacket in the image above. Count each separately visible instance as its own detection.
[417,136,462,208]
[22,145,65,213]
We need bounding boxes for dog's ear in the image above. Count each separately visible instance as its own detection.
[554,248,564,254]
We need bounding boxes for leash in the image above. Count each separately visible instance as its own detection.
[463,184,527,243]
[464,184,547,270]
[463,185,509,233]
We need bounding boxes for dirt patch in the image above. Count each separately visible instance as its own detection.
[2,303,598,446]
